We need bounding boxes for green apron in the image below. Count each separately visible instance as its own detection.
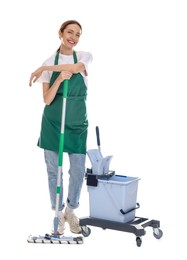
[38,51,88,154]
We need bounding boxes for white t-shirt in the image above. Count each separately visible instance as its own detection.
[38,51,93,87]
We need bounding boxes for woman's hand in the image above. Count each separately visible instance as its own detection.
[29,67,43,86]
[57,71,73,82]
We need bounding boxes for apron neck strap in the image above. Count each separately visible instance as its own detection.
[73,51,77,64]
[54,51,59,65]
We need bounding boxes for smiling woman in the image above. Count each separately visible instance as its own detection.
[29,19,93,236]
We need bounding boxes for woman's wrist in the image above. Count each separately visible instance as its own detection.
[56,75,64,84]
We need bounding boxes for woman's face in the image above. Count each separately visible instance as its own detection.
[60,23,81,49]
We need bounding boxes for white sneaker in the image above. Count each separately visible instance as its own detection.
[51,212,65,235]
[64,212,82,234]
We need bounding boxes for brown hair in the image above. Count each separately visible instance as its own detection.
[59,20,82,34]
[57,20,82,52]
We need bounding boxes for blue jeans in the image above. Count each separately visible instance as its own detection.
[44,150,86,211]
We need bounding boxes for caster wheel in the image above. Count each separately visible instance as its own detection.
[153,228,163,239]
[136,236,142,247]
[81,226,91,237]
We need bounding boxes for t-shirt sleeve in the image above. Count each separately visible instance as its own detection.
[36,56,54,84]
[78,51,93,76]
[36,62,51,84]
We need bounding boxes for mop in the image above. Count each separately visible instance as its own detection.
[27,80,84,244]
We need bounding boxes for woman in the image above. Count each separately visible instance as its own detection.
[29,20,93,234]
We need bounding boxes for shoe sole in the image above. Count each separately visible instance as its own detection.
[51,228,65,236]
[70,230,82,234]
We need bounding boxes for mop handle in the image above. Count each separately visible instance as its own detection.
[54,80,69,232]
[96,126,101,150]
[54,80,69,233]
[58,79,68,166]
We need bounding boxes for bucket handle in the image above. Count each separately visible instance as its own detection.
[120,203,140,215]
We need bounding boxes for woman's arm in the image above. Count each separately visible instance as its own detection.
[43,62,85,73]
[29,62,85,87]
[43,71,72,105]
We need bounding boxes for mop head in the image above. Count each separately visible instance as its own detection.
[27,234,84,244]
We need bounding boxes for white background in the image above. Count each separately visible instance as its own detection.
[0,0,186,259]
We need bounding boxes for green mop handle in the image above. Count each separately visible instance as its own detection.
[58,79,68,166]
[54,80,68,232]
